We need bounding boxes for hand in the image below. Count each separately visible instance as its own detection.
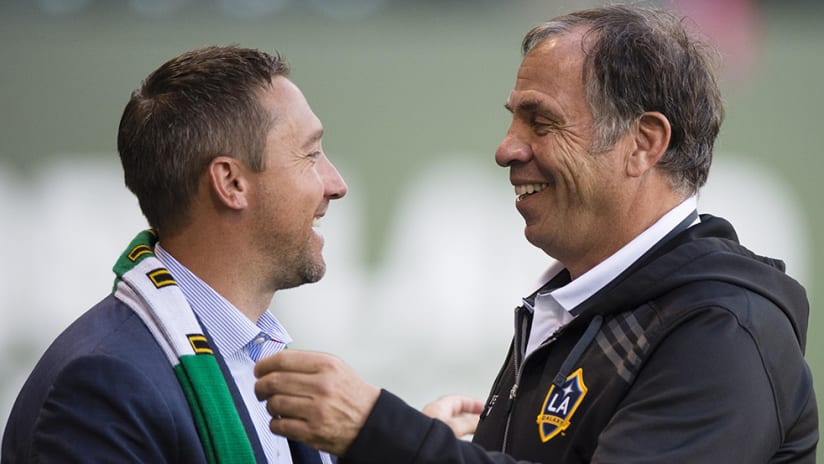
[422,395,485,438]
[253,350,380,456]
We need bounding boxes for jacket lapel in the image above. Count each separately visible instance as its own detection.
[201,323,269,463]
[289,440,324,464]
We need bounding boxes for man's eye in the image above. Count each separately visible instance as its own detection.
[531,119,553,133]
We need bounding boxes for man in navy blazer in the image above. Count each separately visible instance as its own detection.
[3,46,349,463]
[5,296,242,462]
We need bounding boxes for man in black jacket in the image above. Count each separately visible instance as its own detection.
[255,5,818,463]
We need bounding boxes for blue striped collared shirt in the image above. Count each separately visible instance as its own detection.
[155,244,296,463]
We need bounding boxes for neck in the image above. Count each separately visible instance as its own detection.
[159,229,273,323]
[564,187,687,280]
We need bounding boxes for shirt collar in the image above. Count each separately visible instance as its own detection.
[154,244,292,356]
[530,196,699,312]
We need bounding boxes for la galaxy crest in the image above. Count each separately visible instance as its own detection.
[536,368,587,442]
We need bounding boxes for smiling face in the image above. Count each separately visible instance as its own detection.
[495,29,635,276]
[248,76,347,291]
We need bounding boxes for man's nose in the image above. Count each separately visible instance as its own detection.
[495,131,532,167]
[321,156,347,199]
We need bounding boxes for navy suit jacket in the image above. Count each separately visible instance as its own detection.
[2,294,322,463]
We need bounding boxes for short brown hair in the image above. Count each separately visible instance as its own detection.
[117,45,290,233]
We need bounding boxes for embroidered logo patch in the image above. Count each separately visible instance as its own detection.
[187,334,214,355]
[536,368,588,442]
[147,269,176,288]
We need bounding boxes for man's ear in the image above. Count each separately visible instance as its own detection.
[207,156,250,210]
[626,111,671,178]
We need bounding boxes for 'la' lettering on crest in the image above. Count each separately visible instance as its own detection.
[536,368,587,442]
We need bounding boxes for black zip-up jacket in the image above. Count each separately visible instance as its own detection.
[341,215,818,463]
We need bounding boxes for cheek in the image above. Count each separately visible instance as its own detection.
[279,168,323,202]
[534,133,590,185]
[285,170,325,223]
[303,169,325,203]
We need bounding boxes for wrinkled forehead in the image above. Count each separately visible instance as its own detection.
[523,25,593,65]
[524,22,596,56]
[514,30,587,91]
[505,28,593,121]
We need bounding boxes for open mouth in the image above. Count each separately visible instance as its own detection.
[312,216,322,228]
[515,183,549,201]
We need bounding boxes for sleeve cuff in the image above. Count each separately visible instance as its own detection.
[342,389,436,464]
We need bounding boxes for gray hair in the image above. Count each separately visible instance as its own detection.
[523,5,724,195]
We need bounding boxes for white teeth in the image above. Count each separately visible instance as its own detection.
[514,183,549,197]
[312,217,321,228]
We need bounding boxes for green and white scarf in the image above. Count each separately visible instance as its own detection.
[112,230,256,464]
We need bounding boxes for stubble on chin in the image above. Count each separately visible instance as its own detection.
[300,257,326,284]
[278,237,326,290]
[301,233,326,284]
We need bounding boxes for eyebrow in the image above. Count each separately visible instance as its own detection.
[303,127,324,149]
[504,99,543,115]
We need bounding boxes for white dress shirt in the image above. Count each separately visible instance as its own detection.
[525,196,700,357]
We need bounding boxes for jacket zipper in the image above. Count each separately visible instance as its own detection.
[501,305,528,453]
[501,302,568,453]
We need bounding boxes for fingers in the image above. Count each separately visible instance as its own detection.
[268,415,306,436]
[445,412,481,438]
[254,350,344,401]
[253,350,382,456]
[423,395,484,418]
[262,389,315,421]
[422,394,485,438]
[254,370,323,402]
[267,414,350,456]
[267,416,314,447]
[254,350,328,378]
[438,395,484,416]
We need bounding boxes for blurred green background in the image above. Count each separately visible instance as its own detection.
[1,0,821,457]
